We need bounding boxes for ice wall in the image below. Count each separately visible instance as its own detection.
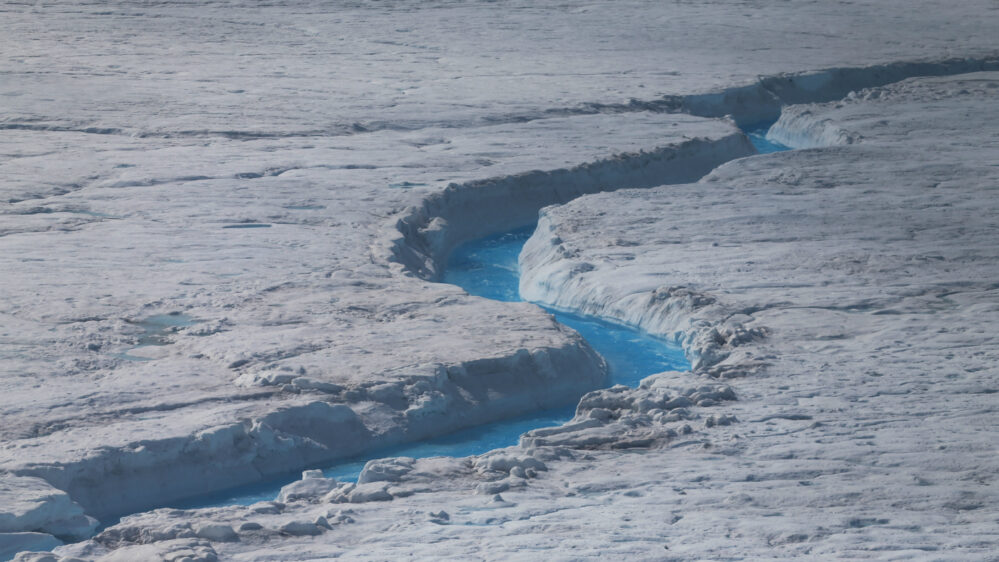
[388,134,755,280]
[6,335,603,524]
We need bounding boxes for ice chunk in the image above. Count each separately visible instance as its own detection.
[0,476,97,541]
[0,533,62,561]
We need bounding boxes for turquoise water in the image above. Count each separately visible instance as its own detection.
[443,226,688,388]
[743,120,792,154]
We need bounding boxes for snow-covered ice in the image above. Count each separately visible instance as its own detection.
[2,0,999,560]
[517,71,999,558]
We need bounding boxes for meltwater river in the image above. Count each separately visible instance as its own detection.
[173,225,688,509]
[165,123,788,511]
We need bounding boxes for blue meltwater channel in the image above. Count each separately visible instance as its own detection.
[172,225,688,509]
[146,119,788,513]
[443,226,689,388]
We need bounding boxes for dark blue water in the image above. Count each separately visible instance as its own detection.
[169,226,687,510]
[743,121,792,154]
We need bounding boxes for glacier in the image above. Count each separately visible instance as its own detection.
[2,0,999,560]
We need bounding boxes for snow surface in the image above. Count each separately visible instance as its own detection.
[2,0,999,560]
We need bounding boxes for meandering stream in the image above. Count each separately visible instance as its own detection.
[174,227,688,509]
[143,123,787,512]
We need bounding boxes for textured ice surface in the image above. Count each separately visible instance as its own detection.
[3,0,999,560]
[39,71,999,561]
